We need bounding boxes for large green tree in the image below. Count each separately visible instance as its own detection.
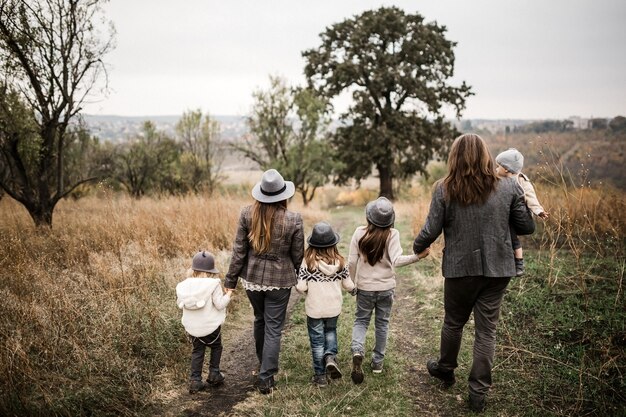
[0,0,114,226]
[303,6,472,199]
[234,76,335,206]
[114,121,180,198]
[175,109,223,195]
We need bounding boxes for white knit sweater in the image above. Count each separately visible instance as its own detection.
[348,226,419,291]
[296,259,355,319]
[175,277,231,337]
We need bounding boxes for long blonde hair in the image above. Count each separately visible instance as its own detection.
[442,133,498,206]
[358,222,391,266]
[248,200,287,253]
[304,245,345,271]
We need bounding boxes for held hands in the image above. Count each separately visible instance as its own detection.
[417,247,430,260]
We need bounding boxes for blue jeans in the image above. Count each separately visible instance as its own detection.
[307,316,339,375]
[351,289,394,364]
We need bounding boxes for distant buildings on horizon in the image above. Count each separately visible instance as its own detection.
[81,114,605,142]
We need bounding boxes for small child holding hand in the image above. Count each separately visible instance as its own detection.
[176,251,233,394]
[296,222,355,388]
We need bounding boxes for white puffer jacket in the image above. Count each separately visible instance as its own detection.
[176,277,231,337]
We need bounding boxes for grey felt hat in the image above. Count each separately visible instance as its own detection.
[365,197,395,228]
[307,222,340,248]
[251,169,296,203]
[192,251,220,274]
[496,148,524,174]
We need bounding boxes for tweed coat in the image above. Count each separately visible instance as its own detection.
[413,177,535,278]
[224,205,304,289]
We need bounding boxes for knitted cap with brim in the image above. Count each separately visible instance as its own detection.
[365,197,395,228]
[307,222,340,248]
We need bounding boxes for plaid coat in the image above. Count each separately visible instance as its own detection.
[224,205,304,289]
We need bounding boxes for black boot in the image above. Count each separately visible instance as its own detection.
[207,369,225,386]
[426,359,456,387]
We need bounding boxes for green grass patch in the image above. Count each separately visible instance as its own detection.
[496,251,625,416]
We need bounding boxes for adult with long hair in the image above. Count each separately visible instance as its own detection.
[413,134,535,412]
[224,169,304,394]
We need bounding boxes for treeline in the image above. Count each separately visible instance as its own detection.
[507,116,626,134]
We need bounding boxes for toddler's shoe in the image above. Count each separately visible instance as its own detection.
[188,380,207,394]
[371,360,383,374]
[312,373,328,387]
[515,258,525,276]
[325,355,342,379]
[351,353,364,384]
[207,369,225,386]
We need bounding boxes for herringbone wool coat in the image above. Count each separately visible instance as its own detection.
[225,205,304,289]
[413,177,535,278]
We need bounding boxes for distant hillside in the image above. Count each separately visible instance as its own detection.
[82,114,247,143]
[483,130,626,190]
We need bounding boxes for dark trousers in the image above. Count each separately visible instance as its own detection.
[189,326,222,381]
[246,288,291,381]
[439,277,511,395]
[509,225,522,251]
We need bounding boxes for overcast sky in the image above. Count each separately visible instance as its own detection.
[82,0,626,119]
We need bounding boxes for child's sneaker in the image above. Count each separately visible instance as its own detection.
[312,373,328,387]
[207,369,225,386]
[351,353,364,384]
[188,380,207,394]
[325,355,342,379]
[515,258,525,276]
[371,360,383,374]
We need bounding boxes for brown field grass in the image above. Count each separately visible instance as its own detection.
[1,168,624,415]
[0,189,338,416]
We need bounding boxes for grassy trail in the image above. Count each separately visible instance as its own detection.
[225,206,464,416]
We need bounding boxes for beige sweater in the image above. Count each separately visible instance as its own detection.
[518,173,545,216]
[348,226,419,291]
[296,259,355,319]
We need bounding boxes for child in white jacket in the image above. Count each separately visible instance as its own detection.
[296,222,355,387]
[176,251,232,394]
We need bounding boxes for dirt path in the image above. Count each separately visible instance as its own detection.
[391,269,460,416]
[155,290,302,417]
[154,207,454,416]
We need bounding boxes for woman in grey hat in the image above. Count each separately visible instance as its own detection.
[348,197,430,385]
[224,169,304,394]
[413,134,535,412]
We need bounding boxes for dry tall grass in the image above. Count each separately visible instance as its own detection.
[0,190,339,416]
[0,194,246,416]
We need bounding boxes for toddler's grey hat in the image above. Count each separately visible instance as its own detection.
[251,169,295,203]
[308,222,340,248]
[365,197,395,228]
[192,251,219,274]
[496,148,524,174]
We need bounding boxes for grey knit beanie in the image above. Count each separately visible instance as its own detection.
[365,197,395,228]
[192,251,219,274]
[496,148,524,174]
